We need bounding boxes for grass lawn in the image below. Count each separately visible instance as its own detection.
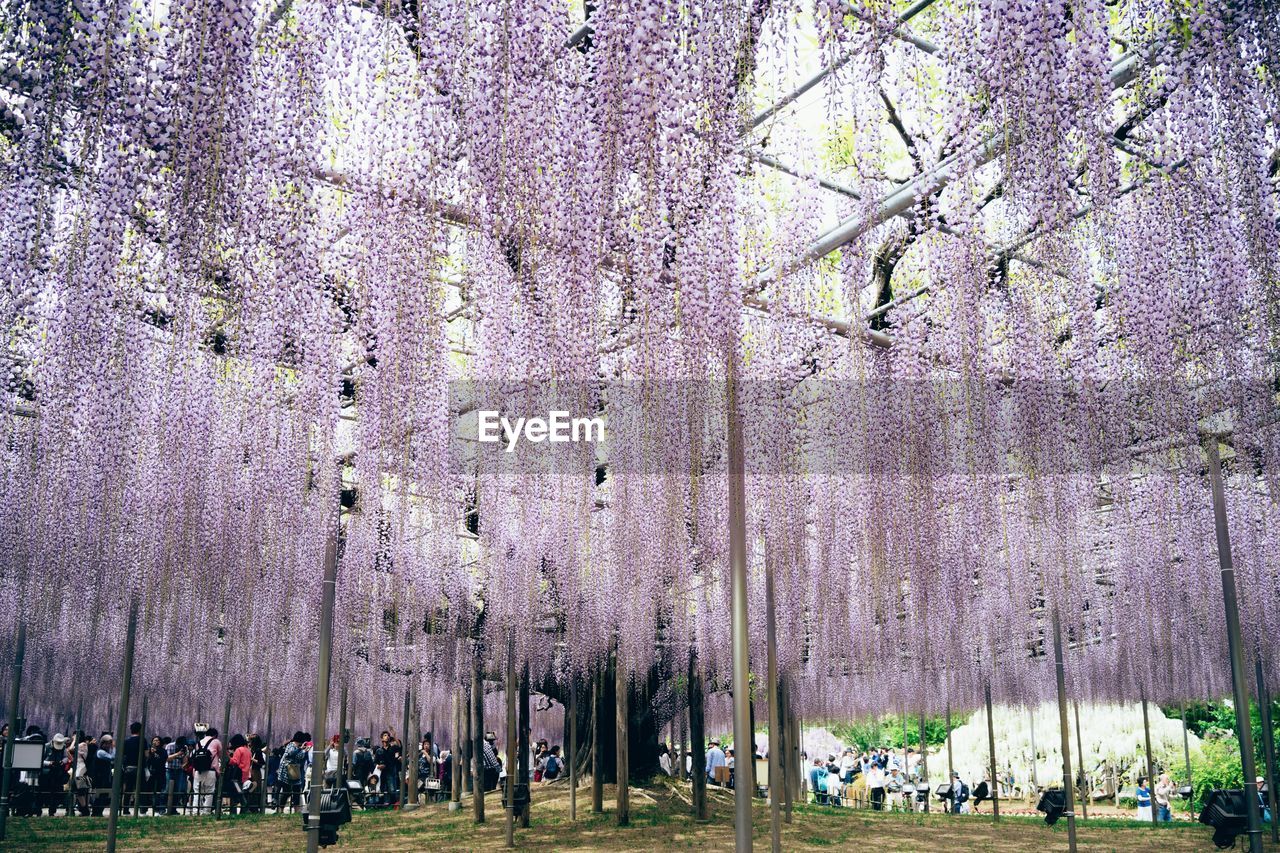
[3,781,1270,851]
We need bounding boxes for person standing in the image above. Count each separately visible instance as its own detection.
[949,771,969,814]
[40,733,70,816]
[867,762,887,811]
[1135,776,1152,821]
[1154,773,1174,822]
[376,731,403,803]
[280,732,308,810]
[705,739,726,785]
[145,736,168,814]
[164,736,189,814]
[191,727,221,814]
[91,734,115,816]
[122,722,143,814]
[481,731,502,792]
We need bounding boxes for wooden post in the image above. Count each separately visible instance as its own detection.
[616,649,629,826]
[689,652,707,820]
[462,682,473,796]
[569,677,578,821]
[450,688,462,807]
[1254,657,1278,843]
[985,683,999,821]
[591,665,603,813]
[765,549,781,853]
[1073,700,1087,819]
[0,621,27,841]
[304,520,339,853]
[519,663,530,827]
[407,688,420,811]
[946,703,954,807]
[1051,606,1078,853]
[133,695,149,816]
[1141,694,1156,823]
[505,642,516,848]
[1180,702,1193,821]
[214,697,231,818]
[919,710,930,813]
[338,684,349,787]
[106,597,139,853]
[1205,438,1264,853]
[473,654,486,823]
[781,678,792,824]
[1029,707,1039,790]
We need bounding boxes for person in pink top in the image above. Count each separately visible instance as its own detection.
[228,734,252,814]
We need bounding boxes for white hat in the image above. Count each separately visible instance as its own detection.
[51,733,68,748]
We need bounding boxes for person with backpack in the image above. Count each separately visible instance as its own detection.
[279,732,308,810]
[541,745,563,782]
[190,726,221,814]
[949,771,970,814]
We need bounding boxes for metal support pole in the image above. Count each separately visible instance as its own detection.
[0,621,27,841]
[1181,703,1193,821]
[305,525,339,853]
[569,677,578,821]
[726,347,752,851]
[107,597,139,853]
[133,695,148,816]
[1141,694,1155,823]
[505,641,516,848]
[591,665,603,813]
[1073,700,1087,819]
[1255,657,1279,843]
[472,653,486,823]
[765,549,781,853]
[1051,606,1078,853]
[615,649,629,826]
[689,652,707,819]
[986,683,999,821]
[1206,438,1264,853]
[919,710,930,813]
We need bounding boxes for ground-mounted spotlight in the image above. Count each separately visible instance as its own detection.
[301,786,353,847]
[1036,788,1066,826]
[1198,788,1251,850]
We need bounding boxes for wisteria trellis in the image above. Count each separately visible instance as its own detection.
[0,0,1277,740]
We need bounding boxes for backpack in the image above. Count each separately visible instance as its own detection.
[191,737,214,773]
[544,755,560,779]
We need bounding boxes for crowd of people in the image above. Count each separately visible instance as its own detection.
[0,720,573,818]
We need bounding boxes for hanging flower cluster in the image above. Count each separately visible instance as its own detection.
[0,0,1276,741]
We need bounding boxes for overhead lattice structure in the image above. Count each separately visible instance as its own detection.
[0,0,1277,735]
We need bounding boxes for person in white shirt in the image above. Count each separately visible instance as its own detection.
[838,749,857,784]
[658,744,673,776]
[866,763,887,810]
